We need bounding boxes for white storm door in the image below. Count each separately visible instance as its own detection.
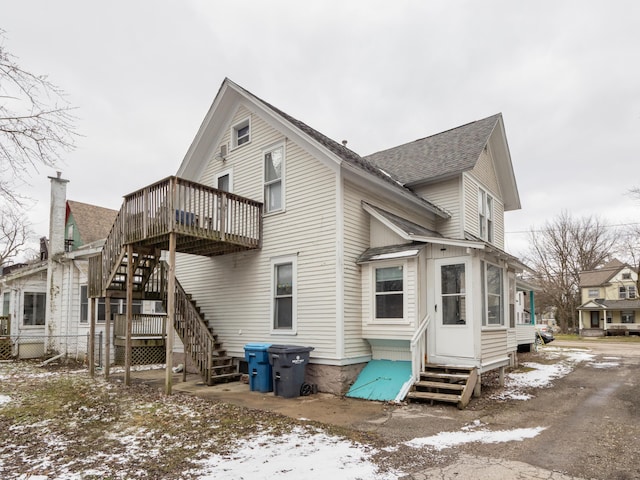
[434,258,475,358]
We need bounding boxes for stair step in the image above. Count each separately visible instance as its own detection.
[424,363,475,372]
[415,380,465,391]
[407,391,462,403]
[420,372,470,381]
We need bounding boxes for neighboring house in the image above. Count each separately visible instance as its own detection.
[0,173,119,360]
[578,259,640,336]
[88,78,529,405]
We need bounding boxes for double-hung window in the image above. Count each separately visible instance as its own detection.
[23,292,46,326]
[272,256,296,332]
[231,118,250,148]
[264,145,284,213]
[478,188,494,243]
[375,266,404,320]
[619,286,636,299]
[482,261,504,326]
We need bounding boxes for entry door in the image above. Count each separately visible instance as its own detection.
[590,311,600,328]
[434,258,475,358]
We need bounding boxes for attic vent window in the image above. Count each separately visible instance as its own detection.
[232,118,250,148]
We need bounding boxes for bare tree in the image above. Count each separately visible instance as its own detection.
[0,30,76,204]
[0,205,33,268]
[524,211,616,333]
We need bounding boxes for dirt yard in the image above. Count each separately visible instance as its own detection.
[1,340,638,479]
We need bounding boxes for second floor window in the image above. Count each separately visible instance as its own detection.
[264,145,284,213]
[619,286,637,299]
[588,288,599,298]
[478,189,494,243]
[232,118,250,148]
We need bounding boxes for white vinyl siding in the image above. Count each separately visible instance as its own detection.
[415,177,462,239]
[177,108,340,361]
[472,148,501,197]
[481,329,508,364]
[463,174,505,249]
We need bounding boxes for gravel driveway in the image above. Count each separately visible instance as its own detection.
[364,340,640,479]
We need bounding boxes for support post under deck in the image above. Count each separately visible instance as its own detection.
[165,232,176,395]
[125,244,133,386]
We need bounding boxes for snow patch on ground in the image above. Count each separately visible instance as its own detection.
[589,361,620,368]
[492,346,598,401]
[0,394,11,405]
[405,426,546,451]
[192,426,399,480]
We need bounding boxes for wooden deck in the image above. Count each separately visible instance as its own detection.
[89,176,263,297]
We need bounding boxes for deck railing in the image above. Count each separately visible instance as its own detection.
[94,176,262,295]
[114,314,166,338]
[123,176,262,246]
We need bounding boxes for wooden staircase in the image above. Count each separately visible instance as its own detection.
[172,279,240,384]
[88,176,263,386]
[406,364,478,409]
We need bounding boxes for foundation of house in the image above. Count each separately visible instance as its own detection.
[305,362,368,395]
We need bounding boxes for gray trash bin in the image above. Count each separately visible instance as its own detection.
[267,345,314,398]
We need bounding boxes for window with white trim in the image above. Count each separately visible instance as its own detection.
[481,261,504,326]
[588,288,599,298]
[231,118,250,148]
[80,286,88,323]
[23,292,45,326]
[264,145,284,213]
[3,291,10,316]
[619,286,636,299]
[478,188,494,243]
[621,311,635,324]
[272,257,296,331]
[375,265,404,319]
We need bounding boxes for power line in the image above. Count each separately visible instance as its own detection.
[506,221,640,235]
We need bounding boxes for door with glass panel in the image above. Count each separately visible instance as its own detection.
[434,258,474,358]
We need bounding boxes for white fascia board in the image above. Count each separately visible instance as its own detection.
[347,165,448,219]
[489,119,521,211]
[176,81,237,180]
[362,202,483,250]
[409,235,486,250]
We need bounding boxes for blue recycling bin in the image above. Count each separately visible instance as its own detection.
[244,343,272,392]
[267,345,314,398]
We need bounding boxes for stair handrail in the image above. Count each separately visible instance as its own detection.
[396,314,431,402]
[159,260,217,384]
[410,313,431,381]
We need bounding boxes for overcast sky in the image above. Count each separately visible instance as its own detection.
[3,0,639,258]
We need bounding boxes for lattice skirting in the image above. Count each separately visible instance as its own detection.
[114,345,166,365]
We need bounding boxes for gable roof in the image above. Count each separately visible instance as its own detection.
[66,200,118,245]
[364,114,502,185]
[579,258,627,287]
[177,78,451,219]
[363,114,521,211]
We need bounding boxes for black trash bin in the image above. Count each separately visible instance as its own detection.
[267,345,314,398]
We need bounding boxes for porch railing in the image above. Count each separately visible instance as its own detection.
[0,315,9,336]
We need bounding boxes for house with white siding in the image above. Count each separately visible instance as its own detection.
[0,173,119,361]
[88,78,528,406]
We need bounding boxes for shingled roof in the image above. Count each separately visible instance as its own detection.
[66,200,118,245]
[579,258,627,287]
[363,114,502,186]
[230,80,451,219]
